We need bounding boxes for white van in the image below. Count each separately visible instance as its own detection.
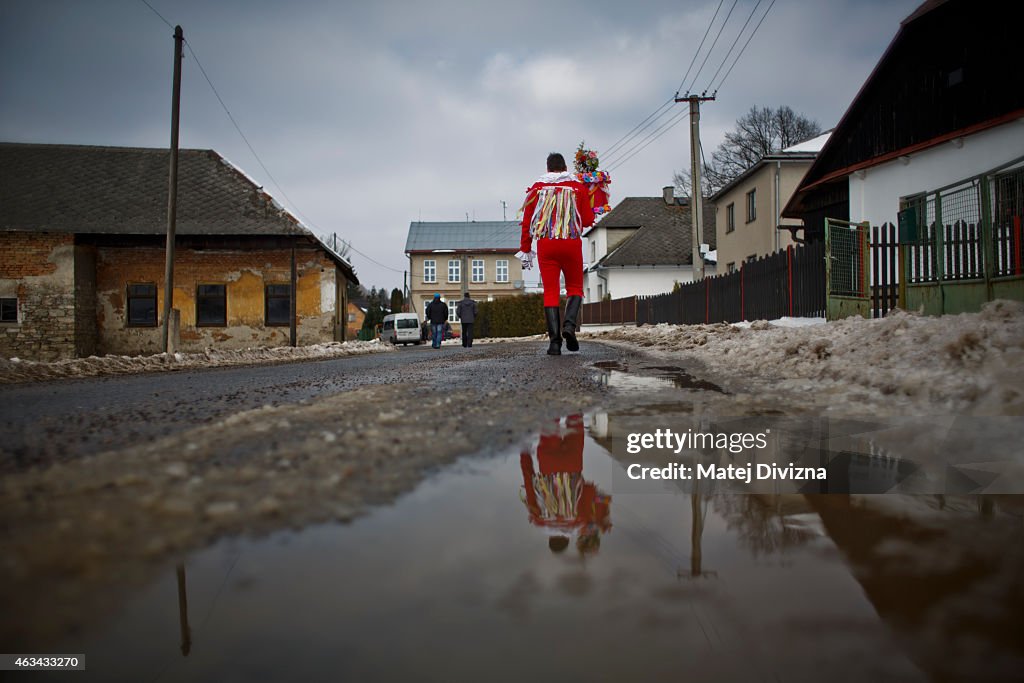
[380,312,423,346]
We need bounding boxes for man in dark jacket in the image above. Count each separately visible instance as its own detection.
[424,293,449,349]
[455,292,478,348]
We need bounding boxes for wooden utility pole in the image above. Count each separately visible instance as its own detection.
[676,94,715,282]
[289,236,297,347]
[161,25,184,353]
[176,563,191,656]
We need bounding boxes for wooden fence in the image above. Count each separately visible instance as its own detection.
[580,242,827,326]
[578,234,915,327]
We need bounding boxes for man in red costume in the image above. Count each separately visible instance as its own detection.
[518,152,595,355]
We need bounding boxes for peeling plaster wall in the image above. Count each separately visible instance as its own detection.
[95,245,338,356]
[0,233,77,361]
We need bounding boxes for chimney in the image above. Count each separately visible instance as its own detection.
[662,186,674,205]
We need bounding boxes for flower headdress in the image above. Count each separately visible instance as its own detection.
[574,141,600,173]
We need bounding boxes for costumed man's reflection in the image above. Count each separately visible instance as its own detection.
[519,414,611,555]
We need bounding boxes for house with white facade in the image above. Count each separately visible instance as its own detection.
[784,0,1024,314]
[583,188,715,301]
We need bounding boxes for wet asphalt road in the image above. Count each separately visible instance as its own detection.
[0,341,622,470]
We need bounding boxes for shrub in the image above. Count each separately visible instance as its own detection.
[477,294,548,338]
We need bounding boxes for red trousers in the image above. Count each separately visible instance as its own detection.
[537,238,583,307]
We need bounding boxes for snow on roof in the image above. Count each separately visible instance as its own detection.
[782,130,833,154]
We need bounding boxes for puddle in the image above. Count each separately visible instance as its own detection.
[37,414,1024,682]
[593,362,726,394]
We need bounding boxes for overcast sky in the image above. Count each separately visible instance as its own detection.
[0,0,920,290]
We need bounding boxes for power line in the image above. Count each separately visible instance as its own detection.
[684,0,740,95]
[674,0,725,96]
[603,108,683,169]
[704,0,763,93]
[713,0,776,93]
[138,1,412,279]
[139,0,173,29]
[600,97,675,159]
[606,106,690,172]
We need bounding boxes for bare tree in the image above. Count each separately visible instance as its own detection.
[673,105,821,197]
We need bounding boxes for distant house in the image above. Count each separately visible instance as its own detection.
[404,221,524,329]
[0,142,357,361]
[584,188,716,300]
[345,301,366,340]
[785,0,1024,238]
[711,132,830,273]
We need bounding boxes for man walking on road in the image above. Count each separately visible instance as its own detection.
[517,152,594,355]
[456,292,478,348]
[425,293,449,349]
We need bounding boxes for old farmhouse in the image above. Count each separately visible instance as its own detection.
[0,142,357,361]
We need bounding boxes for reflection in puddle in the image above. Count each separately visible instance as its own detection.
[47,415,1024,682]
[518,415,611,555]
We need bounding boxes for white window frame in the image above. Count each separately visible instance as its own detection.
[423,259,436,283]
[447,299,458,323]
[495,259,509,283]
[471,259,485,283]
[726,203,735,233]
[746,189,756,222]
[448,259,461,283]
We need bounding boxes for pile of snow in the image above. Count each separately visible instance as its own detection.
[585,300,1024,415]
[0,340,393,385]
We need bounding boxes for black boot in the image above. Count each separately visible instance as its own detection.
[544,307,562,355]
[562,295,582,352]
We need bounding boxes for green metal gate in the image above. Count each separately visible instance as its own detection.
[825,218,871,320]
[898,162,1024,315]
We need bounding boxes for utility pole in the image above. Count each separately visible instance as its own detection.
[676,93,715,282]
[500,200,507,221]
[161,25,184,353]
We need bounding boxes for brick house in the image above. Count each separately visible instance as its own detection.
[0,142,357,361]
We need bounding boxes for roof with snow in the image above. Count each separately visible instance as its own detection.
[404,221,520,253]
[591,197,716,267]
[0,142,308,237]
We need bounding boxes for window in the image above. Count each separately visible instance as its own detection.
[196,284,227,326]
[597,283,604,299]
[746,189,756,222]
[726,262,736,274]
[590,240,596,262]
[726,203,735,233]
[265,284,291,326]
[495,259,509,283]
[0,297,17,323]
[448,259,461,283]
[347,312,356,323]
[447,299,458,323]
[423,260,436,283]
[472,259,484,283]
[127,283,157,326]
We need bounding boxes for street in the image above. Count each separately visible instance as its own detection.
[2,339,1023,681]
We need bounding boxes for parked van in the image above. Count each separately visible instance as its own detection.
[380,313,423,346]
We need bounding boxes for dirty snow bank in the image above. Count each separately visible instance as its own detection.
[0,340,394,384]
[584,300,1024,415]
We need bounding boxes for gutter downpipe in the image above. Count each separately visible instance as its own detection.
[775,161,782,252]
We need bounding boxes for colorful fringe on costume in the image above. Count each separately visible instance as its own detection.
[528,186,583,240]
[575,171,612,216]
[528,471,583,522]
